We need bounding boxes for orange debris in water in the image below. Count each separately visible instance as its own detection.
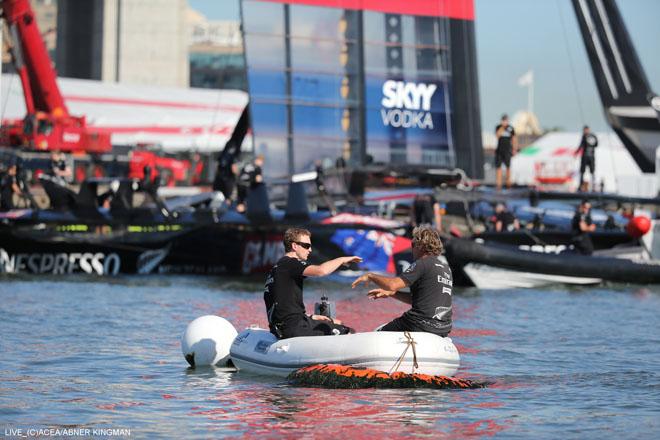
[287,364,489,389]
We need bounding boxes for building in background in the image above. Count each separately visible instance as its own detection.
[55,0,189,87]
[240,0,483,178]
[188,8,246,90]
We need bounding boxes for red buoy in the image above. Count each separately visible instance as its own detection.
[626,215,652,238]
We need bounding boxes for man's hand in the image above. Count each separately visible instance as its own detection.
[351,273,371,289]
[343,256,363,267]
[310,314,332,322]
[367,289,396,300]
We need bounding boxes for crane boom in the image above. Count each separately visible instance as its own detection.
[0,0,111,153]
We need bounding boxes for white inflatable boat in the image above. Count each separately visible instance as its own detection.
[229,327,460,377]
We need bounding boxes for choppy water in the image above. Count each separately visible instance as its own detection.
[1,276,659,439]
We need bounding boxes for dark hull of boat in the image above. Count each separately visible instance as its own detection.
[445,237,660,286]
[0,214,410,276]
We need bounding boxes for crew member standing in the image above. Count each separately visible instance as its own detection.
[411,193,442,232]
[236,155,264,212]
[0,163,22,211]
[495,114,517,191]
[574,125,598,191]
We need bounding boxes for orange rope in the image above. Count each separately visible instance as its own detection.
[288,364,489,389]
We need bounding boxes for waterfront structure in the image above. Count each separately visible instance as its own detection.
[55,0,189,87]
[240,0,483,178]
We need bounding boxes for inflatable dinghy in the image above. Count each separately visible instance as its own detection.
[229,327,460,377]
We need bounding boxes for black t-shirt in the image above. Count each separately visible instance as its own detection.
[400,255,453,334]
[0,174,16,210]
[496,124,515,151]
[572,211,593,234]
[238,163,262,188]
[50,159,66,175]
[579,133,598,157]
[496,211,516,231]
[264,256,308,326]
[413,194,438,225]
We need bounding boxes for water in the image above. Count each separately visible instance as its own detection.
[1,276,659,439]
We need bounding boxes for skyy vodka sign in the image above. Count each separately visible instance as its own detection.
[380,80,437,129]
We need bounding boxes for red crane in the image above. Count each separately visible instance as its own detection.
[0,0,111,153]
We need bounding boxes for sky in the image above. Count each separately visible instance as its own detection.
[189,0,660,133]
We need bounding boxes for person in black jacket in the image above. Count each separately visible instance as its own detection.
[574,125,598,191]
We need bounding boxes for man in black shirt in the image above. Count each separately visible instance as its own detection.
[495,114,517,191]
[574,125,598,191]
[571,199,596,255]
[236,155,264,212]
[0,163,22,211]
[49,151,71,184]
[264,227,362,339]
[351,226,452,337]
[411,193,442,232]
[494,203,520,232]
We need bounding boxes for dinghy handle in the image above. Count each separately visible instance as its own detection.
[276,344,290,353]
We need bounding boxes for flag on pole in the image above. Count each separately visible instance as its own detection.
[518,70,533,87]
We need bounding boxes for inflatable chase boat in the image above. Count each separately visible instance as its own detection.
[182,316,460,377]
[230,328,460,377]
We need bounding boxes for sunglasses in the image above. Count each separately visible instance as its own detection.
[294,241,312,250]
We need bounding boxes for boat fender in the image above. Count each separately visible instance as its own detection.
[626,215,651,238]
[287,364,488,389]
[181,315,237,368]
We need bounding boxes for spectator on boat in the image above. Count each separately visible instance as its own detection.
[495,114,517,191]
[411,193,443,232]
[0,163,23,211]
[574,125,598,191]
[494,203,520,232]
[264,227,362,339]
[314,160,326,194]
[49,150,71,184]
[236,154,264,212]
[213,150,238,203]
[572,199,596,255]
[351,226,453,337]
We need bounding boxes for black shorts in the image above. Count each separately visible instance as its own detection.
[580,156,595,174]
[236,185,248,203]
[495,148,512,168]
[379,314,449,337]
[278,315,354,339]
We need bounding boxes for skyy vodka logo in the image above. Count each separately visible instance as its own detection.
[381,80,436,129]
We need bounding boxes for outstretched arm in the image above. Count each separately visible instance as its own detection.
[352,272,407,292]
[368,288,412,304]
[303,256,362,277]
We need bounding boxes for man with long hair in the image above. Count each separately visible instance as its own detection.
[352,226,453,336]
